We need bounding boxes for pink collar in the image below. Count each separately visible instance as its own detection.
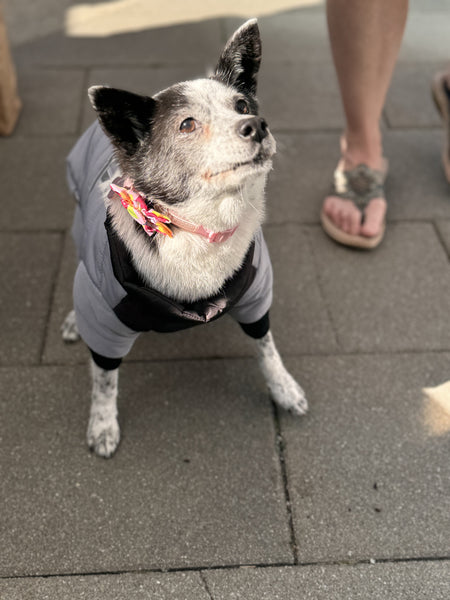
[164,210,238,243]
[109,178,238,243]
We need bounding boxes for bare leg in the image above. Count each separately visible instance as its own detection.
[323,0,409,239]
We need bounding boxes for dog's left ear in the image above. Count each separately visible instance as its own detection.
[213,19,261,96]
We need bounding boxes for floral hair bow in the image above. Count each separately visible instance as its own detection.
[109,180,173,238]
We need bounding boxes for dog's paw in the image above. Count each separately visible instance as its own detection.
[61,309,80,343]
[87,413,120,458]
[267,369,308,416]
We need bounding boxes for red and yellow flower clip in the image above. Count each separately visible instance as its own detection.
[110,182,173,238]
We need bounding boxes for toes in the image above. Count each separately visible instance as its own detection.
[347,207,362,236]
[286,387,308,416]
[323,196,361,235]
[340,207,360,235]
[324,196,386,239]
[87,416,120,458]
[289,381,309,416]
[267,371,308,416]
[361,198,387,238]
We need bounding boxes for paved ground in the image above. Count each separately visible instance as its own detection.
[1,1,450,598]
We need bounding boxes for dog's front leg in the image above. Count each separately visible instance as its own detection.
[255,330,308,415]
[87,353,122,458]
[240,314,308,415]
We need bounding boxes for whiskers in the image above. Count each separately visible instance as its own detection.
[239,181,266,223]
[241,187,258,215]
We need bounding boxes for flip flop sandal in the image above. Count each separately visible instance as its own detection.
[431,72,450,183]
[320,161,388,250]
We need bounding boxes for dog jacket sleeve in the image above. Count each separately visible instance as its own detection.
[67,122,273,359]
[67,122,140,358]
[228,227,273,324]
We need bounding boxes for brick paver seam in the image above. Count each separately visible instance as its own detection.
[1,555,449,583]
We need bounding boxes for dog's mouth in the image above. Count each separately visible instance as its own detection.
[204,149,271,180]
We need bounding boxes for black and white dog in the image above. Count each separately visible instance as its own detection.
[62,19,307,457]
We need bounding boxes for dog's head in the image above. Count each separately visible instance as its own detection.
[89,20,275,223]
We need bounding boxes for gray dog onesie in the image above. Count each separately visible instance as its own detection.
[67,121,274,361]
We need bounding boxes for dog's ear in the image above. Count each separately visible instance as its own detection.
[88,86,157,155]
[213,19,261,96]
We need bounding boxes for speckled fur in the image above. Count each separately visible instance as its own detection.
[87,361,120,458]
[256,332,308,415]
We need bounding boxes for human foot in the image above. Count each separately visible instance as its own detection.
[321,150,388,249]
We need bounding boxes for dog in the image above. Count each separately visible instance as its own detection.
[62,19,308,458]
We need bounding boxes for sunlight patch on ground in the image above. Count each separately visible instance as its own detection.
[422,381,450,436]
[65,0,322,37]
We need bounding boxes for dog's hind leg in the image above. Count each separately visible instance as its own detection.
[87,352,122,458]
[61,309,80,343]
[240,313,308,416]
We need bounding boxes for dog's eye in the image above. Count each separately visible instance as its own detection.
[235,99,249,115]
[180,118,197,133]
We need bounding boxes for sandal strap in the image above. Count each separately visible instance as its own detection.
[331,163,386,211]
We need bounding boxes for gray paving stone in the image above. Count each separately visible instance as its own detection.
[42,232,90,366]
[399,12,450,63]
[410,0,450,11]
[81,65,209,131]
[205,561,450,599]
[385,62,445,129]
[310,223,450,353]
[225,11,332,64]
[2,0,450,589]
[266,225,339,355]
[258,61,344,131]
[0,137,75,230]
[14,68,85,136]
[42,225,337,365]
[225,3,450,69]
[3,0,72,47]
[280,353,450,563]
[383,130,450,221]
[0,233,62,366]
[266,131,340,224]
[266,130,450,227]
[0,361,292,576]
[435,219,450,256]
[0,572,210,600]
[14,20,223,67]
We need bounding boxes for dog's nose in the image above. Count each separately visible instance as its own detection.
[237,117,269,143]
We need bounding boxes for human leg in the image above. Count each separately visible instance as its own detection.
[322,0,409,244]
